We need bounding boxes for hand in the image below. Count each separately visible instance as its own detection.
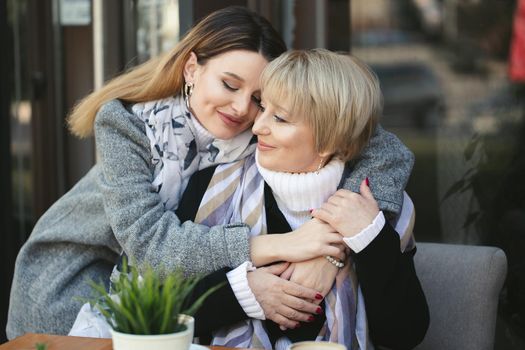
[285,255,342,305]
[250,218,345,266]
[281,218,346,261]
[312,179,379,238]
[247,262,323,329]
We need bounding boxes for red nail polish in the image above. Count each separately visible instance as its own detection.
[308,315,315,322]
[315,293,323,300]
[316,307,322,314]
[309,208,313,213]
[295,323,301,329]
[365,177,370,187]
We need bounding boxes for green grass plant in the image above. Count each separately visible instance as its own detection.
[89,259,222,335]
[34,343,47,350]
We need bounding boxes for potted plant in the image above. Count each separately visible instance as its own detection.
[89,259,222,350]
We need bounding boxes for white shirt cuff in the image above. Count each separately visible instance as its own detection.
[343,211,385,253]
[226,261,265,320]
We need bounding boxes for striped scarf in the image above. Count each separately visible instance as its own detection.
[196,154,416,350]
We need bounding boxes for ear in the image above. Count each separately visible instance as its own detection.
[183,52,199,83]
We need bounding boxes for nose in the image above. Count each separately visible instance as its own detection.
[252,110,269,135]
[232,93,251,117]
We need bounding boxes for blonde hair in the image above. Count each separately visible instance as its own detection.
[260,49,382,162]
[68,6,286,138]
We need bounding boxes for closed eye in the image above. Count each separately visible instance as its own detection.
[251,96,264,110]
[273,115,287,123]
[222,81,238,91]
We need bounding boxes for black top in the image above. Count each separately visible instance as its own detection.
[177,165,429,349]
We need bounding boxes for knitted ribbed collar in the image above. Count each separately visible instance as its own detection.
[255,150,345,212]
[191,115,214,150]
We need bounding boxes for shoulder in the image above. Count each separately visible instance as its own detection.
[94,99,146,138]
[93,99,152,161]
[96,99,138,125]
[370,125,414,165]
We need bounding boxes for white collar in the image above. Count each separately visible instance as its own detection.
[255,150,345,212]
[190,115,214,151]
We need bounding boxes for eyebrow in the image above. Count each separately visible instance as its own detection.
[272,102,290,115]
[262,94,290,114]
[224,72,244,82]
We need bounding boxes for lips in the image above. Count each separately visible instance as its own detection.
[217,111,243,126]
[257,140,275,151]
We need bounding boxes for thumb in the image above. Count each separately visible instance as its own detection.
[264,262,290,275]
[360,177,375,200]
[280,264,295,280]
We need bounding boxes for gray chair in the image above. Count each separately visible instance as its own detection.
[414,243,507,350]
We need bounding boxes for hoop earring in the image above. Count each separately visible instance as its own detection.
[183,82,194,109]
[316,157,324,175]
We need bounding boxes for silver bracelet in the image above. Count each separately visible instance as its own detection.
[325,255,345,268]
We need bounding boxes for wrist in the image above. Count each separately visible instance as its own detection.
[227,262,265,320]
[343,211,385,253]
[314,255,339,273]
[325,255,345,268]
[250,235,281,266]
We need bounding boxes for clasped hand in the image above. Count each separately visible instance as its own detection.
[249,179,380,328]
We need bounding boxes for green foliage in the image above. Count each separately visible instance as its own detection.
[90,258,223,335]
[34,343,48,350]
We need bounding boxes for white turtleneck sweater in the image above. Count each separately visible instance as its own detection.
[191,115,215,147]
[226,153,386,320]
[256,154,346,230]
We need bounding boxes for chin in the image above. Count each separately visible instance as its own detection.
[258,159,280,172]
[207,127,234,140]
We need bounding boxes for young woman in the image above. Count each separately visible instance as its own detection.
[7,7,414,339]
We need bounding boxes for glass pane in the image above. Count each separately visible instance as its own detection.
[135,0,180,63]
[351,0,524,347]
[8,0,33,244]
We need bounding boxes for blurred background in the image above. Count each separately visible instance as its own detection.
[1,0,524,347]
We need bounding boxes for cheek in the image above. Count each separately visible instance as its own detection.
[195,78,222,106]
[291,134,317,160]
[245,106,260,123]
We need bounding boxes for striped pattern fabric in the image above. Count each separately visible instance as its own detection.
[195,155,266,236]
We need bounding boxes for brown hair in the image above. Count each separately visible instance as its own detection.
[260,49,382,161]
[68,6,286,138]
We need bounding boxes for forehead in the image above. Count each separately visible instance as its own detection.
[262,87,305,121]
[202,50,268,83]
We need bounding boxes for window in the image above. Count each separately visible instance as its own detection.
[351,0,524,346]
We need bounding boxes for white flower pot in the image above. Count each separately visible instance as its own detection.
[111,314,194,350]
[287,341,347,350]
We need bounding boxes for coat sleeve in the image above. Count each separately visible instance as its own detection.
[94,100,251,276]
[340,125,414,215]
[353,223,430,350]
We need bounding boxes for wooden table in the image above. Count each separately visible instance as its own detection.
[0,333,249,350]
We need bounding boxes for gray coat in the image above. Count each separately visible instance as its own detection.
[6,99,413,339]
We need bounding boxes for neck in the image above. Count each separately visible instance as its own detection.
[256,150,345,229]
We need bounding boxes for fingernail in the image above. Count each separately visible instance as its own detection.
[365,177,370,187]
[309,208,314,213]
[308,315,315,322]
[316,307,322,314]
[295,323,301,329]
[315,293,323,300]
